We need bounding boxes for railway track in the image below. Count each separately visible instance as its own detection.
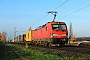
[17,43,90,54]
[14,43,90,59]
[52,46,90,54]
[29,44,90,54]
[28,44,90,59]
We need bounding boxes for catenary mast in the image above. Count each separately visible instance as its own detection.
[69,22,73,39]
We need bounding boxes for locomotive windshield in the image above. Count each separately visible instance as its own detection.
[52,24,66,30]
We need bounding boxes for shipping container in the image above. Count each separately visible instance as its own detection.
[20,34,26,42]
[26,30,34,41]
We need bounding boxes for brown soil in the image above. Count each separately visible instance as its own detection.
[13,50,29,60]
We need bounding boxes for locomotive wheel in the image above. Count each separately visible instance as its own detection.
[48,43,52,47]
[36,43,38,46]
[44,42,48,47]
[60,43,65,46]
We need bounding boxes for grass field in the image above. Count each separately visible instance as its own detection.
[7,45,20,60]
[6,44,87,60]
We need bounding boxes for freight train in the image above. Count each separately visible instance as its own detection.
[10,11,68,46]
[11,21,68,47]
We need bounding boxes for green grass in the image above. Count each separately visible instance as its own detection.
[7,45,20,60]
[7,44,87,60]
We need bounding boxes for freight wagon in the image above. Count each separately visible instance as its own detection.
[25,30,34,44]
[13,34,26,44]
[19,34,26,44]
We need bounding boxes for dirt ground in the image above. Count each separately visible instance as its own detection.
[3,44,29,60]
[3,45,9,60]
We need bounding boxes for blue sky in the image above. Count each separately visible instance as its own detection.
[0,0,90,39]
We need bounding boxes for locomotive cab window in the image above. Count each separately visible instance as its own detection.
[52,24,66,30]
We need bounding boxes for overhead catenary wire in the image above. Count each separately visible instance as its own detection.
[46,0,69,22]
[53,0,69,10]
[30,14,48,27]
[59,4,90,19]
[27,0,88,30]
[48,0,61,11]
[59,0,87,16]
[30,0,67,27]
[65,0,88,13]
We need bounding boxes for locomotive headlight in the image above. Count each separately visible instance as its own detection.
[51,34,58,37]
[53,34,58,36]
[62,34,66,36]
[51,34,53,37]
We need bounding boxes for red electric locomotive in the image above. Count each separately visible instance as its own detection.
[33,11,68,46]
[33,21,68,46]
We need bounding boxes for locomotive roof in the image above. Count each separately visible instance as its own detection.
[35,21,65,30]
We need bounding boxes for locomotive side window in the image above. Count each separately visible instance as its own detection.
[52,24,66,30]
[46,27,47,31]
